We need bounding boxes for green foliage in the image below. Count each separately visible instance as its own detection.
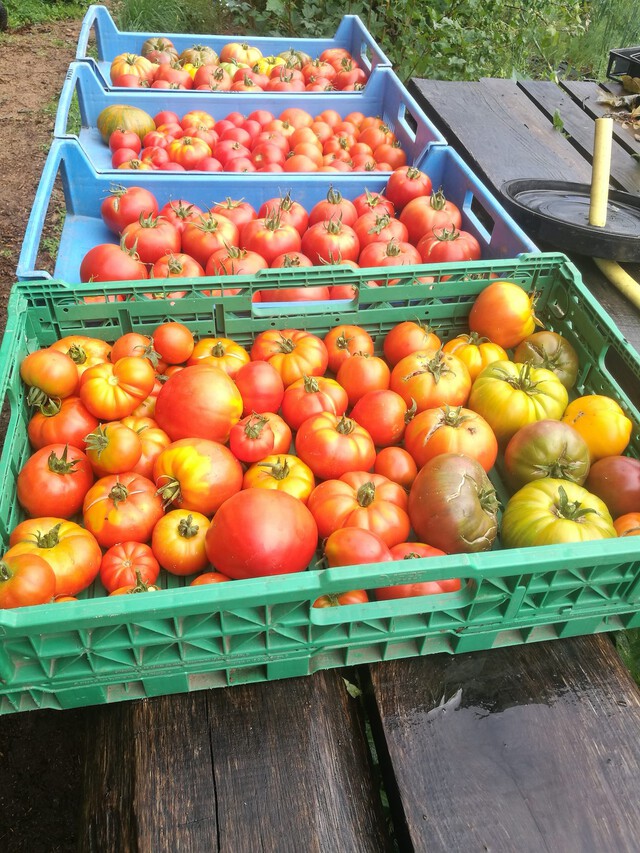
[111,0,234,34]
[3,0,92,28]
[616,630,640,686]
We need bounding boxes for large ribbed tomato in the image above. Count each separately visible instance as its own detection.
[404,405,498,472]
[154,364,243,442]
[295,413,376,480]
[250,329,328,387]
[390,349,472,412]
[79,357,156,420]
[83,473,165,549]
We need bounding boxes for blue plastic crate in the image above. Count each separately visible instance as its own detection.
[55,62,445,174]
[17,138,537,285]
[76,4,392,90]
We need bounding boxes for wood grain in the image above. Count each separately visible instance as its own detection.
[560,80,640,158]
[366,636,640,853]
[79,671,391,853]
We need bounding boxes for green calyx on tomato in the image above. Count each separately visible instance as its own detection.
[30,522,64,549]
[242,413,270,439]
[156,475,183,508]
[368,214,392,236]
[429,188,449,210]
[356,481,377,507]
[123,569,161,594]
[403,350,454,384]
[27,386,61,416]
[336,416,356,435]
[302,375,321,393]
[178,514,200,539]
[259,457,292,480]
[66,343,89,365]
[491,362,544,393]
[431,225,463,242]
[46,444,81,474]
[552,485,597,522]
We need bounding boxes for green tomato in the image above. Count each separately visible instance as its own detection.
[468,360,569,446]
[501,479,616,548]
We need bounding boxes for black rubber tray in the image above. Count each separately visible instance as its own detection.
[501,179,640,261]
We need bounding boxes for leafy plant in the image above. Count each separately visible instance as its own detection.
[2,0,92,28]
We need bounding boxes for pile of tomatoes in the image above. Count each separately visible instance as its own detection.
[110,39,368,91]
[1,279,638,611]
[107,105,411,172]
[80,167,481,285]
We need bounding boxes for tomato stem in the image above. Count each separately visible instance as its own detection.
[356,482,376,507]
[178,514,200,539]
[156,476,182,508]
[553,485,597,521]
[259,457,290,480]
[47,444,80,474]
[0,563,13,582]
[303,375,320,394]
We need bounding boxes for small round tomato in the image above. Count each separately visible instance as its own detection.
[229,412,276,463]
[383,321,441,368]
[350,390,409,447]
[152,322,195,364]
[614,513,640,537]
[21,349,79,411]
[323,527,392,568]
[0,553,57,608]
[323,324,374,373]
[152,510,211,576]
[85,422,143,476]
[243,454,316,503]
[17,444,94,518]
[100,541,160,593]
[373,446,418,489]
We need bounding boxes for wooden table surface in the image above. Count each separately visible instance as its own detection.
[3,77,640,853]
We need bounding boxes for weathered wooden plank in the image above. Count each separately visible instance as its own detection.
[366,636,640,853]
[560,79,640,158]
[79,671,391,853]
[518,79,640,193]
[408,78,593,189]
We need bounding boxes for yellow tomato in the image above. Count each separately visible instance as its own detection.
[243,454,316,504]
[562,395,632,461]
[442,333,509,381]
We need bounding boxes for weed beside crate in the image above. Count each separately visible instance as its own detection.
[76,4,392,90]
[1,255,640,714]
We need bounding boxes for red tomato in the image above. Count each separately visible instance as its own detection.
[100,541,160,593]
[614,513,640,537]
[295,413,376,480]
[190,571,232,586]
[80,241,149,283]
[151,253,205,279]
[233,361,285,416]
[205,489,318,579]
[385,165,433,210]
[323,324,374,373]
[121,415,172,480]
[154,364,243,442]
[258,193,309,235]
[301,218,360,265]
[399,190,462,244]
[383,321,441,367]
[209,197,257,229]
[281,375,348,431]
[0,553,56,608]
[181,214,240,268]
[158,199,203,233]
[417,226,481,264]
[21,349,78,406]
[17,444,94,518]
[83,472,165,548]
[374,446,418,489]
[152,510,211,576]
[152,322,195,364]
[100,186,158,234]
[308,186,358,227]
[313,590,369,607]
[28,397,99,451]
[375,542,460,600]
[229,412,277,463]
[206,246,268,277]
[353,211,408,250]
[240,214,302,265]
[7,518,102,596]
[352,189,395,219]
[154,438,243,516]
[323,527,392,568]
[350,390,409,447]
[85,422,143,476]
[336,353,391,406]
[390,350,472,412]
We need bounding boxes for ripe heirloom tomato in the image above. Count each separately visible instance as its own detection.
[385,165,433,211]
[151,253,205,279]
[80,240,149,283]
[501,480,616,547]
[122,214,181,265]
[243,454,316,503]
[190,571,232,586]
[408,453,500,554]
[258,192,309,235]
[313,590,369,607]
[336,353,391,407]
[399,189,463,244]
[154,364,243,442]
[308,186,358,227]
[469,361,568,446]
[79,356,156,420]
[28,397,99,451]
[158,199,203,233]
[101,185,158,234]
[503,419,591,492]
[404,405,498,472]
[233,361,284,416]
[121,416,172,480]
[100,541,160,593]
[390,349,472,412]
[353,211,407,251]
[374,446,418,489]
[514,331,579,390]
[21,349,79,411]
[50,335,112,378]
[250,329,328,387]
[375,542,461,600]
[308,471,410,547]
[85,422,143,476]
[301,218,360,265]
[110,332,159,365]
[383,321,441,367]
[7,518,102,596]
[323,527,392,568]
[188,337,250,378]
[17,444,94,518]
[0,553,56,608]
[151,510,211,576]
[295,413,376,481]
[205,489,318,580]
[154,438,243,516]
[561,395,632,462]
[323,324,374,373]
[281,375,348,431]
[468,280,538,349]
[240,212,302,264]
[229,413,276,463]
[181,214,240,268]
[442,333,508,382]
[83,473,165,548]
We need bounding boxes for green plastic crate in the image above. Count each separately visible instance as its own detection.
[1,253,639,714]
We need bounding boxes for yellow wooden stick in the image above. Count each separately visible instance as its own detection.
[589,118,613,227]
[594,258,640,311]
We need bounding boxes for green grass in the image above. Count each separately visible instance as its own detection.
[111,0,235,34]
[2,0,92,28]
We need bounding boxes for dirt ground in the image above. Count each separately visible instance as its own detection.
[0,19,87,852]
